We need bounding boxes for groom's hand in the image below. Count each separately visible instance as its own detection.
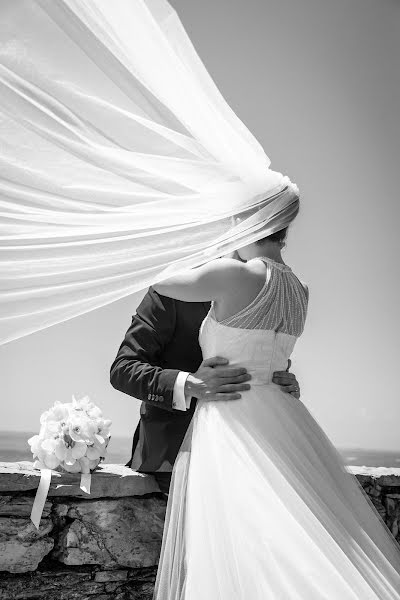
[272,359,301,399]
[185,357,251,401]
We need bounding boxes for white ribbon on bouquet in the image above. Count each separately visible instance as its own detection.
[30,470,91,529]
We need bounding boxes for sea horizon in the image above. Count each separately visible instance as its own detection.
[1,429,400,468]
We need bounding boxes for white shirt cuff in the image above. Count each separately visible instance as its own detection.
[172,371,191,411]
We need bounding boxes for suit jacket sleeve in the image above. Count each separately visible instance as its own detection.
[110,286,180,412]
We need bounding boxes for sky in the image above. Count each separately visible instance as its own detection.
[1,0,399,453]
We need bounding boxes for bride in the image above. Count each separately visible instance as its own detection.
[151,192,400,599]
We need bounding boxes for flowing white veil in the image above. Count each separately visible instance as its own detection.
[0,0,299,344]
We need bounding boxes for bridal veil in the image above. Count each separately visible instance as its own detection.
[0,0,298,343]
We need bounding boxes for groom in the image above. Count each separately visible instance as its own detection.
[110,287,301,495]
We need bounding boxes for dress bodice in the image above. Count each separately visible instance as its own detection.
[199,257,308,385]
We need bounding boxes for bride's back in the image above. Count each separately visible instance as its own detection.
[199,257,309,385]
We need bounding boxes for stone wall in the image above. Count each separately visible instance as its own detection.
[0,462,164,600]
[0,462,399,600]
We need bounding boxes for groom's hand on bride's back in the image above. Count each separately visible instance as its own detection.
[185,357,251,401]
[272,359,301,400]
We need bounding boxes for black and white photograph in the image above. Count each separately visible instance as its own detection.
[0,0,399,598]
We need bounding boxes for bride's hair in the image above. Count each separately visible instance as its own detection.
[255,202,300,247]
[257,227,288,246]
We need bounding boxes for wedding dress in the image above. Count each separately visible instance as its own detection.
[153,257,400,599]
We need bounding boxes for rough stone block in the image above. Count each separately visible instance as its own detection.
[113,581,155,600]
[0,496,52,519]
[0,569,96,600]
[384,494,400,540]
[51,497,166,569]
[0,517,54,573]
[95,569,128,582]
[105,581,123,592]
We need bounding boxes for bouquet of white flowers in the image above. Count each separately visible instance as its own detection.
[28,395,112,473]
[28,395,112,529]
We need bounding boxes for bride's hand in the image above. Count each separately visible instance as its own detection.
[185,357,251,401]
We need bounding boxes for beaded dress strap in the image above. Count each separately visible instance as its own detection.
[212,257,308,335]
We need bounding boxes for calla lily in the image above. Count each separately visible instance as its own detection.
[94,433,105,447]
[28,435,41,456]
[46,402,70,423]
[54,439,68,461]
[86,446,101,460]
[39,410,50,425]
[64,448,76,466]
[88,406,102,419]
[69,414,97,442]
[41,438,58,453]
[96,418,112,437]
[62,460,81,473]
[71,441,87,459]
[72,394,95,412]
[39,421,62,440]
[37,449,47,463]
[88,458,100,470]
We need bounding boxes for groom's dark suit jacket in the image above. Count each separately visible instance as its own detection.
[110,287,210,473]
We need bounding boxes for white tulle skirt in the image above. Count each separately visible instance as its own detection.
[153,385,400,599]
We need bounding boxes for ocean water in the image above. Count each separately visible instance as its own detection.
[0,430,134,466]
[1,430,400,468]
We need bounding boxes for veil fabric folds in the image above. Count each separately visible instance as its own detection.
[0,0,298,344]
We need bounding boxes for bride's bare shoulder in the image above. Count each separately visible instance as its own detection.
[207,258,266,296]
[207,257,263,279]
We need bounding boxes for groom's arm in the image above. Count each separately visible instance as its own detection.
[110,287,182,412]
